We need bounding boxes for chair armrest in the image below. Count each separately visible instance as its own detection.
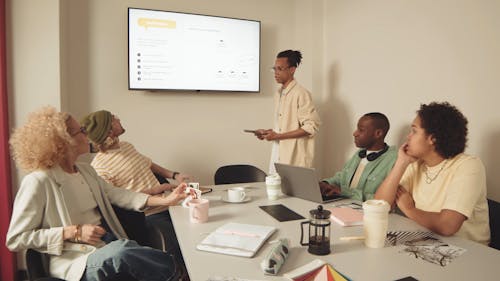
[112,205,167,251]
[112,205,150,246]
[26,249,53,280]
[146,223,167,251]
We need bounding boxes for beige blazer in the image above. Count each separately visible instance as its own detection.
[6,162,149,281]
[274,80,321,168]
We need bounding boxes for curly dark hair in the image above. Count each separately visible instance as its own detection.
[277,50,302,67]
[417,102,468,158]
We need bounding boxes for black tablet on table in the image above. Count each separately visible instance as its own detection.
[259,204,305,222]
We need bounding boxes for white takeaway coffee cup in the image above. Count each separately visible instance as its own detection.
[265,174,281,200]
[362,199,390,248]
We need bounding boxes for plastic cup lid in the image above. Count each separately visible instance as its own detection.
[362,199,390,212]
[266,173,281,184]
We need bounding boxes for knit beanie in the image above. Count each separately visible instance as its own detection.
[81,110,112,144]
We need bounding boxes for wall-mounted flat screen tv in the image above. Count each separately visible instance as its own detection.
[128,8,261,92]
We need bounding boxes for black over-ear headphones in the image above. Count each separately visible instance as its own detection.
[358,144,389,161]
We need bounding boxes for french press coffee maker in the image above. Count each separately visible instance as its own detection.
[300,205,331,255]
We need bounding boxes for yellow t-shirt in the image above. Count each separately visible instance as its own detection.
[400,153,490,244]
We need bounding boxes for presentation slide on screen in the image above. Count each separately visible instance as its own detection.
[129,9,260,91]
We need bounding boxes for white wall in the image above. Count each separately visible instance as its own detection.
[8,0,500,201]
[7,0,63,184]
[322,0,500,200]
[62,0,297,185]
[7,0,61,128]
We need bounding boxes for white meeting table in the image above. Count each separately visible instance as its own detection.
[169,182,500,281]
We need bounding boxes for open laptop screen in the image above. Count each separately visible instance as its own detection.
[275,163,346,203]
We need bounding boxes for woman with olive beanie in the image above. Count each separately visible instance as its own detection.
[81,110,191,279]
[80,110,190,196]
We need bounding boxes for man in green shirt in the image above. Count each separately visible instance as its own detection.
[320,113,397,201]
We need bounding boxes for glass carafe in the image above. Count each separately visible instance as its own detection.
[300,205,331,255]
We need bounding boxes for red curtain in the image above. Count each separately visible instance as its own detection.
[0,0,17,280]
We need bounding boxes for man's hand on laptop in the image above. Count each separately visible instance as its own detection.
[319,181,341,197]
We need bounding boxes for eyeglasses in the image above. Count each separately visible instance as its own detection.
[270,66,290,73]
[69,126,87,137]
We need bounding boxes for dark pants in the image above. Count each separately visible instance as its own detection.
[146,210,189,280]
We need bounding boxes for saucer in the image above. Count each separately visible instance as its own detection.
[221,195,252,204]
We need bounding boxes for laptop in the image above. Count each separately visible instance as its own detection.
[274,163,347,203]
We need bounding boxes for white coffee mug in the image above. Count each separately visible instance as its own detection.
[362,199,390,248]
[227,187,246,202]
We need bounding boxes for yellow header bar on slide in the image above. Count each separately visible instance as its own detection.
[138,18,176,29]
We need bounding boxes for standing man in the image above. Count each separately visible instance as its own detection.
[319,113,397,201]
[255,50,321,173]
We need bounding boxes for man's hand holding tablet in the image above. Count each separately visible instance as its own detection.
[244,129,269,140]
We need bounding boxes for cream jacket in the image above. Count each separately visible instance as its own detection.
[274,80,321,167]
[6,162,149,281]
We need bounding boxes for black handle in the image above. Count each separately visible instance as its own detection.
[300,221,310,246]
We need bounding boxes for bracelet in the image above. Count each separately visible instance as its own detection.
[172,172,179,180]
[74,224,82,243]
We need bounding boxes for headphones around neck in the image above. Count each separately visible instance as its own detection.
[358,144,389,161]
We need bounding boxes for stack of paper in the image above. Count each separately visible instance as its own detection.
[197,223,276,258]
[284,259,350,281]
[327,207,363,227]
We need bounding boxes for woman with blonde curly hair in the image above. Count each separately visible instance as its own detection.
[6,106,188,281]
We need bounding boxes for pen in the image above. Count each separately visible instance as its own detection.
[340,236,365,241]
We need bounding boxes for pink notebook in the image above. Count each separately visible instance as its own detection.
[328,207,363,226]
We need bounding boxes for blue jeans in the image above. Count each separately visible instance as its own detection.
[81,239,176,281]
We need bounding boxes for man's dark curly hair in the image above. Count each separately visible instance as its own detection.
[417,102,468,158]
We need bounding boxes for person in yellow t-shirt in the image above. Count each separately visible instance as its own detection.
[375,102,490,244]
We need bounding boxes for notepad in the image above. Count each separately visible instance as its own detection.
[196,223,276,257]
[328,207,363,226]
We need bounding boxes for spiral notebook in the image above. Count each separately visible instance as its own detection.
[196,223,276,257]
